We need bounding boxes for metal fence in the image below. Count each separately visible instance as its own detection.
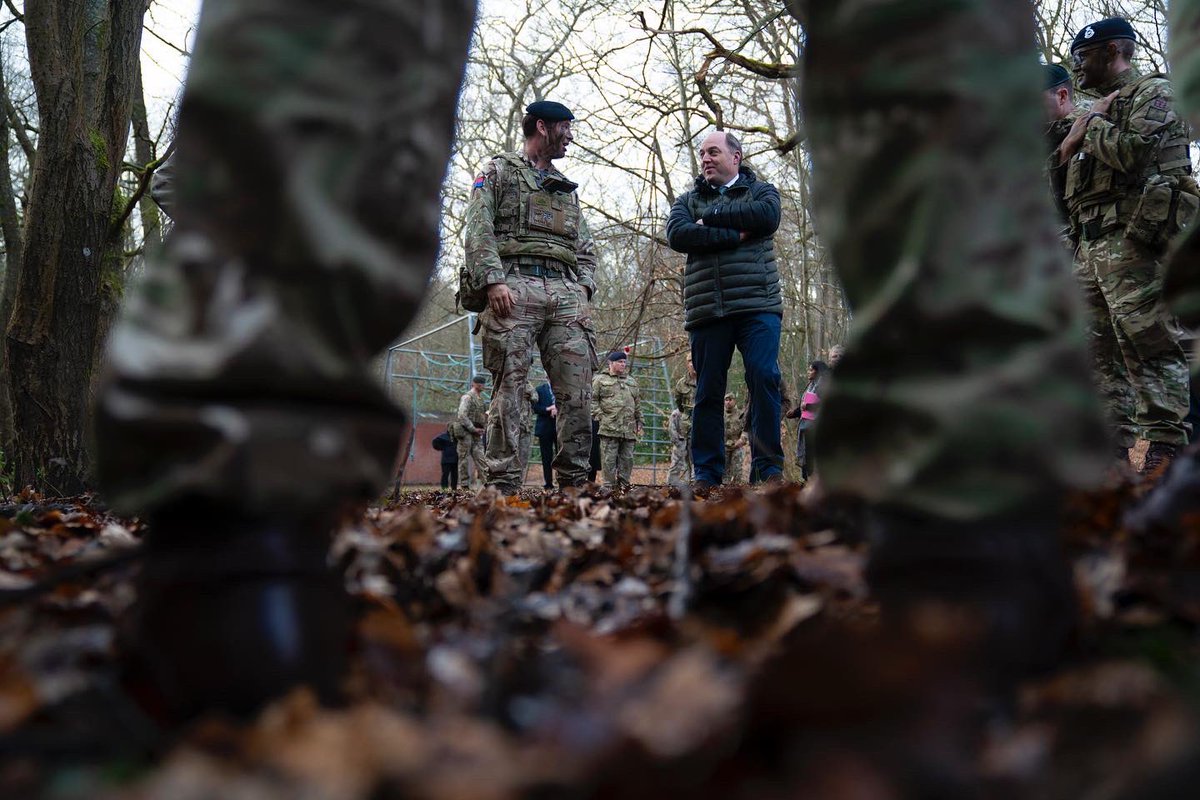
[384,314,677,484]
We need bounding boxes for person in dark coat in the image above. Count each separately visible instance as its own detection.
[666,131,784,489]
[432,428,459,490]
[532,382,557,489]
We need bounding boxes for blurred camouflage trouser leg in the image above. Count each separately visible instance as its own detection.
[94,0,476,518]
[803,0,1109,522]
[1073,258,1140,448]
[481,274,594,488]
[1077,233,1190,446]
[1167,0,1200,354]
[724,448,743,485]
[667,438,691,485]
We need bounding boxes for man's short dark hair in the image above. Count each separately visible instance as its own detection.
[722,132,743,158]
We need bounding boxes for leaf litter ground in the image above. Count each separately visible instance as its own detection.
[0,479,1199,798]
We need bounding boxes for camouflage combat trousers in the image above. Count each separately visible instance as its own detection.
[724,446,744,485]
[803,0,1109,522]
[480,273,595,488]
[600,436,634,488]
[93,0,475,519]
[1075,232,1191,446]
[666,435,692,486]
[456,433,486,490]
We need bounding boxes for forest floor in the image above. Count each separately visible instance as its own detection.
[1,476,1199,799]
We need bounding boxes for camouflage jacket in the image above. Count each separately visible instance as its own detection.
[456,390,487,433]
[672,375,695,432]
[464,151,597,295]
[592,372,642,440]
[725,406,746,448]
[1065,69,1194,238]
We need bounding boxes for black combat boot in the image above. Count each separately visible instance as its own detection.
[866,510,1076,693]
[124,503,349,721]
[1143,441,1180,475]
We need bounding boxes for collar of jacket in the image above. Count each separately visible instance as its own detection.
[1096,67,1140,97]
[693,165,757,195]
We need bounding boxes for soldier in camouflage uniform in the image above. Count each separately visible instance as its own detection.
[592,351,642,488]
[802,0,1111,679]
[456,376,489,490]
[666,409,690,486]
[91,0,476,716]
[1043,64,1087,231]
[464,101,598,494]
[1057,18,1196,472]
[723,393,747,484]
[667,356,696,485]
[1128,0,1200,529]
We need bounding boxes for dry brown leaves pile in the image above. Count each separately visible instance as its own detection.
[0,480,1198,799]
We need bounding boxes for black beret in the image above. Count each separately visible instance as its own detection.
[1072,18,1137,52]
[1043,64,1072,90]
[525,100,574,122]
[472,375,487,385]
[607,350,627,362]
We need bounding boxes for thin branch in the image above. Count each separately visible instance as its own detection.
[107,140,176,243]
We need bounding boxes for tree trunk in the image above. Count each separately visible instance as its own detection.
[5,0,147,494]
[130,57,162,247]
[0,53,27,458]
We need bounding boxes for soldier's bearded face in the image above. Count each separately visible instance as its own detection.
[545,121,573,160]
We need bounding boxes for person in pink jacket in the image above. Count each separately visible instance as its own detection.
[786,360,828,480]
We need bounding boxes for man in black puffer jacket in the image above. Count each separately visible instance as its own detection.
[666,131,784,487]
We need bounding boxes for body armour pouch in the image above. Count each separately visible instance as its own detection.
[527,190,579,238]
[1126,175,1200,251]
[456,265,489,313]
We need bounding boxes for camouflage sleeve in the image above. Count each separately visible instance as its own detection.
[150,153,177,218]
[464,159,507,287]
[591,375,602,418]
[1082,80,1179,174]
[634,385,643,431]
[575,210,597,299]
[456,393,473,430]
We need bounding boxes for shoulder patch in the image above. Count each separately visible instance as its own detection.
[1152,97,1170,111]
[472,174,486,191]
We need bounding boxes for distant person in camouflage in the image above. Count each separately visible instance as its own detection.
[464,100,598,494]
[667,356,696,485]
[592,351,643,488]
[1057,17,1196,473]
[515,378,539,485]
[666,409,690,486]
[1042,64,1084,231]
[92,0,476,717]
[803,0,1110,681]
[723,393,747,484]
[456,376,488,490]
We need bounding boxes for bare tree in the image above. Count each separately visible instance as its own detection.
[4,0,147,493]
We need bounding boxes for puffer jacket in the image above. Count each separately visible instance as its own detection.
[666,166,783,330]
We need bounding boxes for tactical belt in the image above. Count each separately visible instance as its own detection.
[507,259,564,279]
[1079,217,1120,243]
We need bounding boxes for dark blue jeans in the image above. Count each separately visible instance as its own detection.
[690,312,784,483]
